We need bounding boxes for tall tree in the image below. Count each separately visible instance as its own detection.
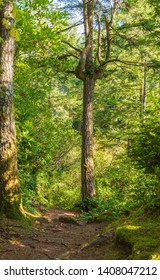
[76,0,96,199]
[0,0,21,218]
[60,0,159,201]
[59,0,123,199]
[73,0,120,199]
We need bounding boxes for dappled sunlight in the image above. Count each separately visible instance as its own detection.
[151,253,160,260]
[9,239,27,247]
[0,209,108,260]
[120,225,143,231]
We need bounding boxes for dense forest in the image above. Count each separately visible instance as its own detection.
[0,0,160,260]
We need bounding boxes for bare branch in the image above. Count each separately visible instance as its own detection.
[103,14,111,61]
[95,12,102,63]
[60,19,84,33]
[61,40,82,53]
[101,58,157,68]
[109,0,119,24]
[96,0,106,14]
[57,53,79,60]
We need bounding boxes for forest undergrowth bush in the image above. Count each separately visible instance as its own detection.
[18,112,160,219]
[20,156,159,220]
[76,163,159,222]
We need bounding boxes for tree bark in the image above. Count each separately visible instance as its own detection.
[81,76,95,199]
[0,0,21,218]
[80,0,96,199]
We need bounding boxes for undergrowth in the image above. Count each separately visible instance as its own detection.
[77,197,127,222]
[104,198,160,260]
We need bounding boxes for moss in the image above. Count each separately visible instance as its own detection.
[131,197,160,220]
[0,200,33,225]
[114,200,160,259]
[151,250,160,260]
[2,201,24,220]
[116,225,144,245]
[101,199,160,260]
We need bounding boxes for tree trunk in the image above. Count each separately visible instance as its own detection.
[81,76,95,199]
[80,0,96,199]
[0,0,22,218]
[75,0,106,199]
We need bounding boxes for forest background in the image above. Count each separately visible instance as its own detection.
[0,0,160,221]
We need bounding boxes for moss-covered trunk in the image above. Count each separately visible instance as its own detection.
[0,0,22,218]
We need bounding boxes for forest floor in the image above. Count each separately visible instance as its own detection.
[0,208,129,260]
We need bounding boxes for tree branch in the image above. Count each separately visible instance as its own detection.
[104,14,111,61]
[60,19,84,33]
[61,40,82,53]
[101,58,157,68]
[57,52,79,60]
[109,0,119,25]
[95,12,102,63]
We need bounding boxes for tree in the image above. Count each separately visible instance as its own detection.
[0,0,21,218]
[76,0,96,199]
[59,0,160,202]
[63,0,121,200]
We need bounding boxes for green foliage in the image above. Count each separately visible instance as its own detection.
[47,183,81,209]
[12,0,160,222]
[14,0,82,211]
[76,197,98,212]
[129,109,160,181]
[78,187,125,222]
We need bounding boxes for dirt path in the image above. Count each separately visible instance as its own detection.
[0,209,116,260]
